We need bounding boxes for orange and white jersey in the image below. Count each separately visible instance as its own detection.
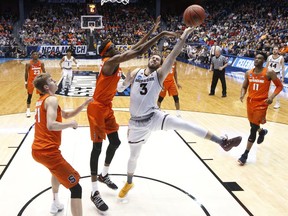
[28,60,43,84]
[32,94,62,150]
[247,67,271,100]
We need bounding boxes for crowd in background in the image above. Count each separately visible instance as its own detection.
[0,0,287,63]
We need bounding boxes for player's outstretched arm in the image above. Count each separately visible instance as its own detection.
[62,98,93,119]
[107,30,178,67]
[131,15,161,50]
[117,68,139,92]
[45,96,78,131]
[158,27,193,84]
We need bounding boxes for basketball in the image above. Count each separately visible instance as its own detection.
[183,4,206,27]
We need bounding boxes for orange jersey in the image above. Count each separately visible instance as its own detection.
[247,67,271,100]
[93,58,122,105]
[32,94,62,150]
[163,62,176,84]
[28,60,43,84]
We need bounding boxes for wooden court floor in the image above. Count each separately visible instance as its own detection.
[0,59,287,215]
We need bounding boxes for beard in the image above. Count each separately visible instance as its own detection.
[148,63,160,71]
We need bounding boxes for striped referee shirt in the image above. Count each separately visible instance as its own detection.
[211,55,227,70]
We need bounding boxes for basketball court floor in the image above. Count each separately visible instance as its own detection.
[0,59,288,216]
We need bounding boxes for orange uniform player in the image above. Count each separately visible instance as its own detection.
[87,57,122,143]
[238,53,283,166]
[157,61,182,117]
[32,73,92,215]
[25,51,46,118]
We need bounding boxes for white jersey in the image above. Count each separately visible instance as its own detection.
[62,56,75,69]
[267,55,284,73]
[130,69,162,118]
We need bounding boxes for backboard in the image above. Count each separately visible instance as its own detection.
[81,15,104,31]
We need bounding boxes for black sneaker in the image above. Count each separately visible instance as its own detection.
[90,191,108,212]
[238,154,248,166]
[98,174,118,190]
[221,136,242,151]
[257,129,268,144]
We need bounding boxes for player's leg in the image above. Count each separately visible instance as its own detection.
[169,82,181,116]
[67,69,73,88]
[70,184,83,216]
[98,131,120,190]
[98,108,120,190]
[119,143,143,198]
[119,120,151,198]
[161,112,242,151]
[26,83,34,117]
[62,69,68,91]
[157,87,166,108]
[87,103,108,211]
[50,175,64,214]
[238,122,259,166]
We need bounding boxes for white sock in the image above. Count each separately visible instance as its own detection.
[176,110,180,116]
[92,181,98,194]
[26,108,30,112]
[53,193,60,204]
[101,166,109,176]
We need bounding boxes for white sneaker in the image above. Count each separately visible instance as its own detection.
[273,102,280,109]
[26,111,31,118]
[50,202,64,214]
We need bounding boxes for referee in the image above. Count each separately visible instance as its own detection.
[209,47,228,97]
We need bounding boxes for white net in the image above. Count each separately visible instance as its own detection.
[101,0,129,6]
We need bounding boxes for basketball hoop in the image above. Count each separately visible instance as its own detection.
[101,0,129,6]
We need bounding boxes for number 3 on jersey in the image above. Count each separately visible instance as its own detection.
[140,83,148,95]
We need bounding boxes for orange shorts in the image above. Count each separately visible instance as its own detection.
[87,101,119,142]
[159,81,178,98]
[32,148,80,189]
[247,99,268,125]
[27,83,40,95]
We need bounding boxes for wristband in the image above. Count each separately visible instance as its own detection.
[25,81,27,84]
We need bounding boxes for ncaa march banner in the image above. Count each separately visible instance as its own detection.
[38,45,87,55]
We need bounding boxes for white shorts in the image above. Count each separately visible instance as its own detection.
[62,68,73,77]
[128,110,168,145]
[128,110,208,145]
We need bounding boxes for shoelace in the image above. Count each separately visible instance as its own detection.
[93,195,105,207]
[103,177,114,185]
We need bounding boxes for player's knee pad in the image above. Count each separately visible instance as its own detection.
[107,132,121,149]
[69,183,82,199]
[248,123,260,143]
[26,94,32,104]
[173,95,179,103]
[158,96,164,103]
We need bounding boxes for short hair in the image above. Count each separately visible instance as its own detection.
[150,51,164,65]
[33,73,51,94]
[256,51,267,61]
[99,40,111,55]
[66,49,73,53]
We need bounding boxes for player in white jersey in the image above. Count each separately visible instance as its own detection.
[266,46,285,108]
[59,49,79,94]
[117,27,243,198]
